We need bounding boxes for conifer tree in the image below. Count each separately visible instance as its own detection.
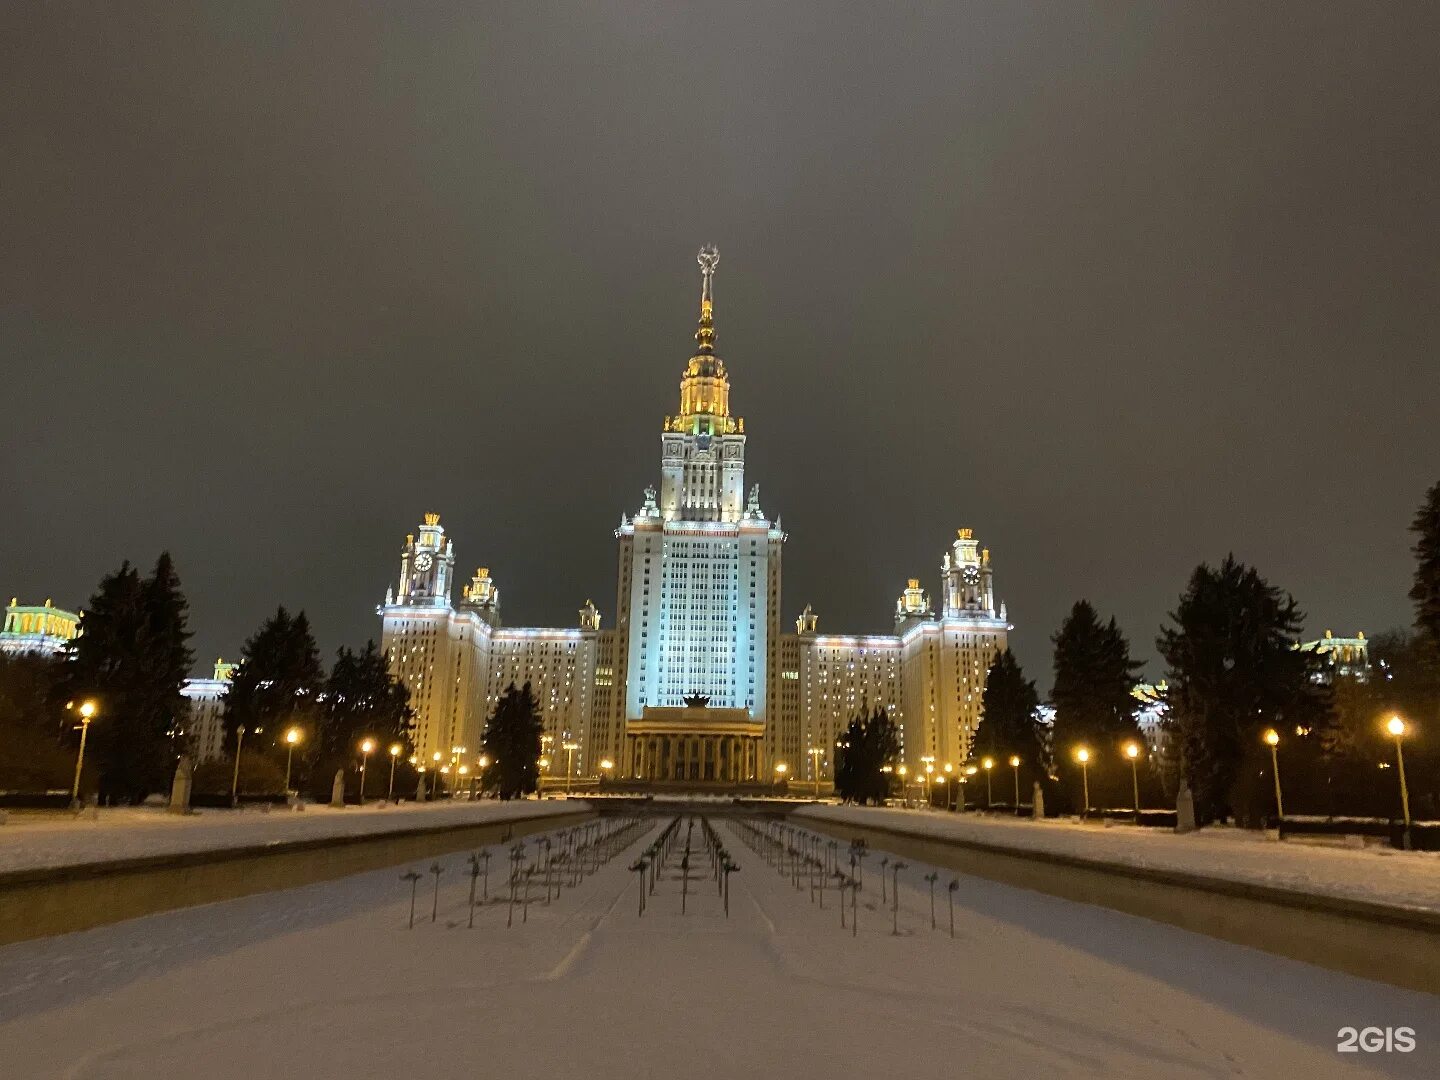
[833,705,901,805]
[1157,555,1330,825]
[226,606,323,756]
[1410,481,1440,659]
[481,682,543,800]
[972,649,1047,778]
[59,554,193,802]
[1051,601,1142,808]
[309,641,414,798]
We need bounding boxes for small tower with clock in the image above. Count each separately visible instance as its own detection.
[941,527,996,617]
[392,512,454,607]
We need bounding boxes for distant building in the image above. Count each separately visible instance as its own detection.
[1,599,79,657]
[1297,630,1369,682]
[180,659,236,762]
[1132,681,1169,754]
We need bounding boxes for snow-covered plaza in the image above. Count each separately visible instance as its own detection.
[1,813,1435,1079]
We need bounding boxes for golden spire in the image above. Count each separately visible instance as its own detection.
[695,245,718,353]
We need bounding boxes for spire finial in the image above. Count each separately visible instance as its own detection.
[695,245,719,353]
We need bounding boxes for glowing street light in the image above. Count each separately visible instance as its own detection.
[387,742,403,802]
[231,724,248,808]
[599,758,614,783]
[1386,715,1413,845]
[1123,741,1142,818]
[283,726,303,794]
[1009,755,1021,810]
[68,699,98,809]
[1074,746,1091,819]
[774,761,789,784]
[563,740,580,796]
[808,746,825,798]
[1262,728,1284,821]
[358,738,376,803]
[982,757,994,809]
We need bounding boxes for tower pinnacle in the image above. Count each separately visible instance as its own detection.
[696,245,719,353]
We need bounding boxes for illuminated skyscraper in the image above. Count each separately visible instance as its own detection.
[378,248,1011,787]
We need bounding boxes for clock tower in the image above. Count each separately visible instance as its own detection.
[390,512,454,607]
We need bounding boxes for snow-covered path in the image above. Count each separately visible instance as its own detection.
[0,814,1434,1079]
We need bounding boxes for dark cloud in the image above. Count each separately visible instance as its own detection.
[3,2,1436,679]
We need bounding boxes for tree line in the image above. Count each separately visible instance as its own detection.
[836,480,1440,828]
[0,556,417,804]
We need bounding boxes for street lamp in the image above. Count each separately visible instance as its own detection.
[1123,741,1142,819]
[808,746,824,798]
[68,699,98,808]
[283,726,303,794]
[599,758,614,784]
[359,738,376,803]
[563,740,580,796]
[1009,755,1021,810]
[1074,746,1091,819]
[387,743,402,802]
[231,725,248,808]
[1386,715,1412,846]
[1262,728,1284,821]
[982,757,994,809]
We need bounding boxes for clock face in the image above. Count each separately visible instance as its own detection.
[414,552,434,572]
[962,565,981,585]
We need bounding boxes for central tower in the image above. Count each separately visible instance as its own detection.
[610,248,785,782]
[660,246,747,522]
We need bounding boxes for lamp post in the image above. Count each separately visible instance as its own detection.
[283,726,302,794]
[896,765,908,807]
[1009,755,1021,812]
[387,743,402,802]
[563,740,579,796]
[69,699,98,808]
[964,765,977,812]
[451,746,466,797]
[478,754,491,798]
[1262,728,1284,821]
[808,746,824,798]
[231,725,247,808]
[1387,715,1412,847]
[599,758,614,787]
[1075,747,1091,820]
[982,757,994,809]
[358,738,376,803]
[1123,741,1142,820]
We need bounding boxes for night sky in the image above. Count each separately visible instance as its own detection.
[5,4,1437,681]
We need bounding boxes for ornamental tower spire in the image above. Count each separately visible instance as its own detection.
[672,246,739,434]
[695,244,719,353]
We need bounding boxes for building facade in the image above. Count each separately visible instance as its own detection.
[1,599,80,657]
[179,658,237,763]
[379,249,1012,785]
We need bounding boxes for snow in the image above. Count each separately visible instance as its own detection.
[0,799,584,875]
[795,804,1440,915]
[0,813,1434,1079]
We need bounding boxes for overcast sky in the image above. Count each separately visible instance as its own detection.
[4,2,1437,684]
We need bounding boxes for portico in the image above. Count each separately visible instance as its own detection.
[625,705,764,783]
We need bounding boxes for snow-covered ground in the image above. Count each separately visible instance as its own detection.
[0,799,584,874]
[0,813,1434,1079]
[796,805,1440,915]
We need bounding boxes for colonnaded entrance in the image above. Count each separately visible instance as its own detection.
[624,704,764,782]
